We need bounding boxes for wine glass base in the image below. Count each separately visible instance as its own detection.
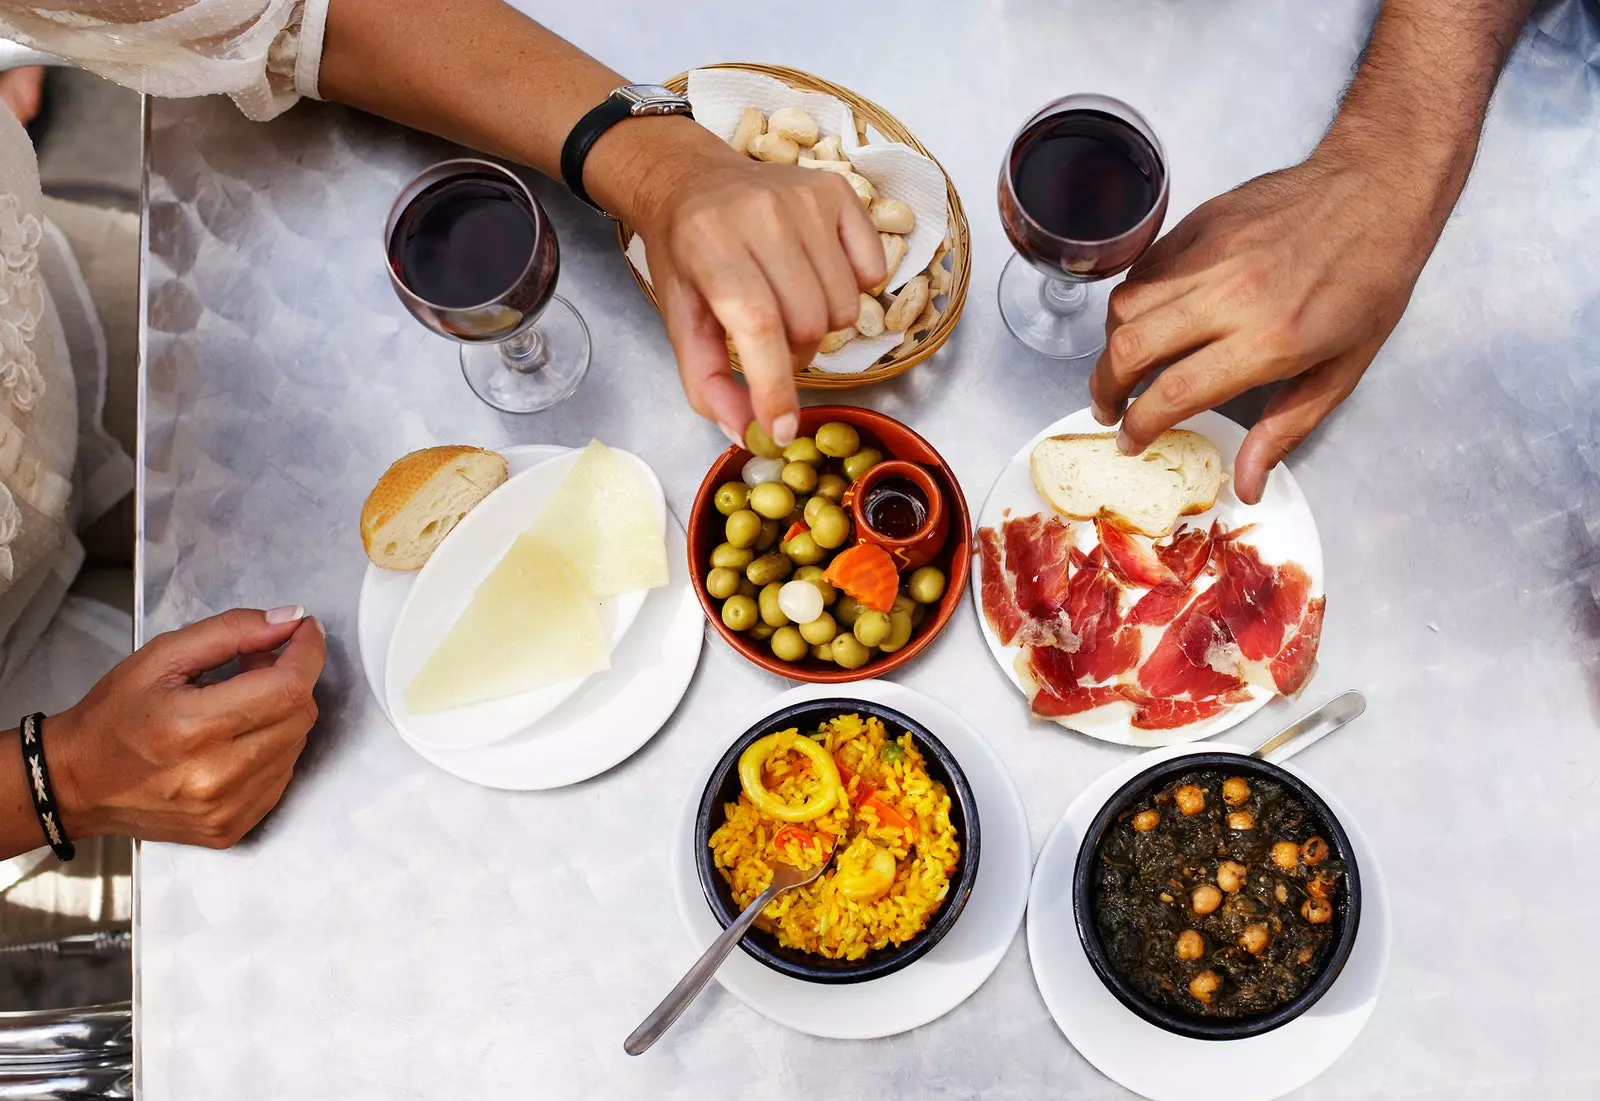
[460,295,591,414]
[997,255,1113,361]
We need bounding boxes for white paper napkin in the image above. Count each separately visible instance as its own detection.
[622,67,952,375]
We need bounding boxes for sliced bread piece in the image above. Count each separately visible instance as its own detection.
[1029,429,1227,537]
[361,446,508,570]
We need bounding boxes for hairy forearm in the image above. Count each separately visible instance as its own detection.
[1319,0,1534,229]
[318,0,735,227]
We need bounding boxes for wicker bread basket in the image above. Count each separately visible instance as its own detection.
[613,62,971,390]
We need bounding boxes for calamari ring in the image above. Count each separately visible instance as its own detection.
[737,731,842,822]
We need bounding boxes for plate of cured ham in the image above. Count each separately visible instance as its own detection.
[972,409,1325,746]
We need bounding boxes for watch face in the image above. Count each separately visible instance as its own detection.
[618,84,691,115]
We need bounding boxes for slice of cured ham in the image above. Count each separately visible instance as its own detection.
[1155,525,1211,585]
[977,528,1024,645]
[1005,514,1076,618]
[1126,687,1253,730]
[1269,596,1325,696]
[1138,587,1245,701]
[1065,552,1141,683]
[1216,538,1312,663]
[1097,517,1177,589]
[1128,581,1192,627]
[1016,647,1128,718]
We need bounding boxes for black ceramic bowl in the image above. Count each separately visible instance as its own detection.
[1073,752,1361,1040]
[695,697,981,984]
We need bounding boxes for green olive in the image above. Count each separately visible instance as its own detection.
[853,609,892,647]
[812,642,835,662]
[880,609,914,653]
[738,578,760,600]
[744,420,783,459]
[759,582,790,628]
[786,532,826,566]
[746,552,793,588]
[721,595,758,632]
[798,612,838,645]
[843,448,884,482]
[815,422,861,459]
[831,633,872,669]
[710,543,754,571]
[783,436,824,464]
[725,509,761,549]
[706,567,741,600]
[816,473,848,503]
[834,594,864,627]
[809,504,852,550]
[891,594,918,619]
[908,566,947,604]
[771,626,809,663]
[781,461,818,494]
[750,482,796,520]
[713,482,750,516]
[755,519,781,551]
[794,566,835,604]
[749,622,776,642]
[803,495,829,528]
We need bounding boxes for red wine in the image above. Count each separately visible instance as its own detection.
[1000,107,1167,281]
[863,478,929,540]
[389,174,538,309]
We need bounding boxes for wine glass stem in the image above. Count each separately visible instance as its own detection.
[1040,277,1089,317]
[499,326,549,375]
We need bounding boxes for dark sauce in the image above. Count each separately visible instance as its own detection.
[389,174,536,308]
[1093,769,1345,1020]
[862,478,928,540]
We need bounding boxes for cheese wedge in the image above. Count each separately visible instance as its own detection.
[525,439,668,598]
[404,535,607,713]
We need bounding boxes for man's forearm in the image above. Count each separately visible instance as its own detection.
[1320,0,1535,230]
[317,0,735,227]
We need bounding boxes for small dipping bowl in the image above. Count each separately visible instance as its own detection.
[843,460,950,571]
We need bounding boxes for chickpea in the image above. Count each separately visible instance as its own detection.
[1239,923,1270,955]
[1307,871,1338,902]
[1222,777,1252,806]
[1175,930,1205,961]
[1227,810,1256,831]
[1274,882,1289,905]
[1131,809,1160,833]
[1302,898,1334,924]
[1301,837,1329,865]
[1270,841,1301,870]
[1188,970,1221,1005]
[1296,945,1315,965]
[1191,884,1223,916]
[1216,860,1247,893]
[1159,892,1174,904]
[1174,784,1206,816]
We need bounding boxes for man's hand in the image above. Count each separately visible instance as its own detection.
[1090,150,1430,504]
[1091,0,1534,503]
[51,608,326,848]
[631,147,884,447]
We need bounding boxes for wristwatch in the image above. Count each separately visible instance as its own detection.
[561,84,694,217]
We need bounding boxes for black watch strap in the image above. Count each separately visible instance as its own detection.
[561,92,693,217]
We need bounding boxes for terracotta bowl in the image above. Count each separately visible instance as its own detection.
[688,406,971,684]
[844,459,951,572]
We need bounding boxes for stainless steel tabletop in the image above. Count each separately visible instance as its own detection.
[134,1,1600,1097]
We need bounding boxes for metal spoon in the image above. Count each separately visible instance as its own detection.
[1250,689,1366,761]
[625,848,836,1056]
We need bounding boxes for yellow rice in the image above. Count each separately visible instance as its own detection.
[708,713,960,960]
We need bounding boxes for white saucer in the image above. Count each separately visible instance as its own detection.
[357,445,703,790]
[668,680,1032,1040]
[972,408,1325,747]
[1027,742,1390,1101]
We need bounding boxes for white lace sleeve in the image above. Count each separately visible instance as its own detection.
[0,0,329,120]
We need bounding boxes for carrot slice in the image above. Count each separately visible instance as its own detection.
[784,520,808,544]
[822,543,899,613]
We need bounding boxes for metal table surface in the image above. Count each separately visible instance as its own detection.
[134,1,1600,1097]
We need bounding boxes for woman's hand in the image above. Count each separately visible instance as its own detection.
[1089,147,1439,504]
[627,142,885,447]
[50,607,326,848]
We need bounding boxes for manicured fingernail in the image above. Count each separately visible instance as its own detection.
[772,413,798,448]
[718,422,743,448]
[1116,427,1136,455]
[266,605,305,625]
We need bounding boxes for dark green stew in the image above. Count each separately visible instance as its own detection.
[1093,769,1345,1019]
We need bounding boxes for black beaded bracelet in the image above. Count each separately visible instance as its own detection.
[20,714,74,862]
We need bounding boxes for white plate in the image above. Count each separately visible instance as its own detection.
[972,408,1324,746]
[384,445,666,750]
[358,446,703,790]
[667,680,1032,1040]
[1027,742,1390,1101]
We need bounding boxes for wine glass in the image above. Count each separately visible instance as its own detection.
[385,158,590,413]
[997,95,1169,360]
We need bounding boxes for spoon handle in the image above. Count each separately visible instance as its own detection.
[1250,689,1367,762]
[624,882,780,1056]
